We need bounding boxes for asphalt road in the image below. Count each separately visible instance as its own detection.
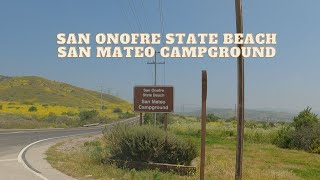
[0,117,139,179]
[0,127,105,158]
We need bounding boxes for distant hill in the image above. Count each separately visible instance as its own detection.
[183,108,295,122]
[0,75,130,109]
[0,75,11,81]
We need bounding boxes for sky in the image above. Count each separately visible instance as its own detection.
[0,1,319,113]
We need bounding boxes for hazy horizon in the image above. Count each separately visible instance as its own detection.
[0,73,309,115]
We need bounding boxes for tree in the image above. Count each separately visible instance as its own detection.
[207,113,220,122]
[101,105,107,110]
[273,107,320,154]
[28,106,37,112]
[113,108,123,113]
[226,116,236,122]
[79,110,98,124]
[293,106,318,129]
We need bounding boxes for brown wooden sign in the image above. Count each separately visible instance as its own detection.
[134,86,174,113]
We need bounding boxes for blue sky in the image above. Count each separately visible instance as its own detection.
[0,1,319,113]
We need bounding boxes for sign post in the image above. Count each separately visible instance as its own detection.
[200,70,207,180]
[139,113,143,126]
[164,113,168,131]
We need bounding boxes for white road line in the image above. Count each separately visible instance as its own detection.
[17,117,138,180]
[0,131,27,135]
[0,158,17,162]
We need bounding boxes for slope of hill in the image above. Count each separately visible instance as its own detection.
[183,108,295,122]
[0,75,133,128]
[0,75,130,109]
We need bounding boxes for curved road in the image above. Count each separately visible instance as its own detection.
[0,117,139,179]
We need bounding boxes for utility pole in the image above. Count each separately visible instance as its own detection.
[235,0,245,180]
[147,51,165,126]
[107,88,113,95]
[99,85,103,111]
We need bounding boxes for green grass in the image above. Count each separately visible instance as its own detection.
[0,113,63,129]
[184,108,294,122]
[47,141,194,180]
[46,115,320,179]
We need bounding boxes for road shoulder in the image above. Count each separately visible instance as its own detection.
[24,138,78,180]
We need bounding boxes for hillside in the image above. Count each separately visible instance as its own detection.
[183,108,295,122]
[0,75,131,110]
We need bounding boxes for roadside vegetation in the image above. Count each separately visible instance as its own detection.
[47,108,320,179]
[0,102,134,128]
[106,125,197,165]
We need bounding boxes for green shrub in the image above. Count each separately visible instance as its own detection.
[113,108,123,113]
[273,107,320,153]
[225,116,236,122]
[291,125,320,152]
[43,113,78,127]
[104,125,197,165]
[28,106,37,112]
[245,127,279,144]
[118,112,135,119]
[79,110,98,124]
[155,113,167,124]
[245,121,258,129]
[43,113,57,123]
[143,113,153,124]
[273,126,294,148]
[101,105,107,110]
[157,136,197,165]
[97,116,113,124]
[84,140,101,147]
[311,124,320,153]
[207,113,220,122]
[61,111,77,116]
[0,104,2,110]
[222,129,236,137]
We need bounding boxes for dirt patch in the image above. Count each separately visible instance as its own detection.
[56,134,103,152]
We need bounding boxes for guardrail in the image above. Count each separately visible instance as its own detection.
[83,123,100,127]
